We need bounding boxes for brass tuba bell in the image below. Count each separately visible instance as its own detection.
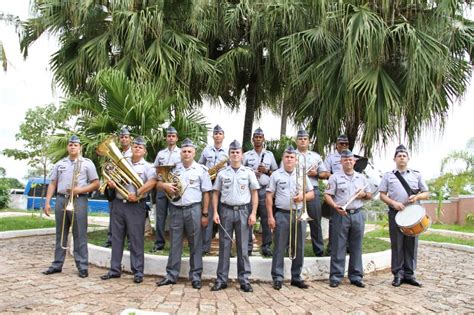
[156,164,185,202]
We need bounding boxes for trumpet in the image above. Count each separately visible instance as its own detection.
[60,158,82,250]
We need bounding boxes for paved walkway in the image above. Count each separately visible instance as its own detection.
[0,235,473,314]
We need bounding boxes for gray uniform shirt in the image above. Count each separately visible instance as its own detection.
[267,168,313,210]
[122,147,133,159]
[153,146,181,167]
[324,151,342,174]
[214,165,260,206]
[169,161,213,206]
[116,158,157,199]
[379,169,429,204]
[243,149,278,188]
[50,157,99,194]
[296,150,328,187]
[325,172,370,210]
[198,145,229,168]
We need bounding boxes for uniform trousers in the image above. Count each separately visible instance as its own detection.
[271,209,306,282]
[388,208,418,280]
[109,199,147,277]
[248,188,272,252]
[306,188,324,256]
[154,194,169,248]
[51,195,89,272]
[165,203,203,282]
[216,204,251,285]
[329,210,364,283]
[202,191,219,253]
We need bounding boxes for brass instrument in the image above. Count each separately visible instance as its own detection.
[209,157,229,181]
[60,158,82,250]
[96,136,144,199]
[156,164,185,202]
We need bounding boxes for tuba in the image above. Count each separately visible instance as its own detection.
[208,157,229,181]
[156,164,185,202]
[96,136,144,199]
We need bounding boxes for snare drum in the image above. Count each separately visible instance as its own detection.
[395,204,431,236]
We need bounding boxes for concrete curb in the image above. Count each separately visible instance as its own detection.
[427,228,474,240]
[0,228,56,239]
[418,240,474,253]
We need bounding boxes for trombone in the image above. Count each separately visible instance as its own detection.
[60,158,82,250]
[289,154,313,260]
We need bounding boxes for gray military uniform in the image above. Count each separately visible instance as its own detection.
[379,169,428,280]
[153,146,181,248]
[243,149,278,252]
[267,169,313,282]
[198,145,228,253]
[50,157,98,272]
[325,172,370,283]
[163,161,213,282]
[297,150,328,256]
[213,165,259,285]
[109,158,156,277]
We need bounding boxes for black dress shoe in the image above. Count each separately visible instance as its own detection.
[156,278,176,286]
[272,281,282,290]
[210,282,227,291]
[101,273,120,280]
[329,280,339,288]
[152,244,164,251]
[240,283,253,292]
[78,270,88,278]
[392,277,402,287]
[248,250,252,256]
[403,278,422,287]
[134,275,143,284]
[350,280,366,288]
[103,241,112,248]
[42,267,61,275]
[192,280,202,289]
[290,280,309,289]
[261,248,273,257]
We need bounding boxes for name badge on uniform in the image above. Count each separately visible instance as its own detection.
[223,178,231,184]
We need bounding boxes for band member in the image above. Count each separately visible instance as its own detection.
[379,145,429,287]
[324,149,372,288]
[198,124,229,255]
[152,126,181,251]
[156,138,212,289]
[295,130,330,257]
[104,127,133,248]
[100,137,158,283]
[243,127,278,257]
[323,134,350,255]
[267,146,314,290]
[42,135,99,278]
[211,140,259,292]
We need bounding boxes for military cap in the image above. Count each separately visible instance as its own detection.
[337,134,349,143]
[253,127,264,136]
[297,129,309,138]
[166,126,177,135]
[340,149,354,158]
[119,127,130,136]
[213,124,224,134]
[181,138,195,148]
[69,135,81,144]
[394,144,409,157]
[284,145,296,154]
[133,136,146,146]
[229,140,242,150]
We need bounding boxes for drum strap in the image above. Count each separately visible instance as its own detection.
[394,171,414,196]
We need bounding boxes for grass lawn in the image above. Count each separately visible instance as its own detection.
[430,223,474,233]
[0,215,56,231]
[366,227,474,247]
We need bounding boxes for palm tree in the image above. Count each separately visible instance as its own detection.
[0,13,21,71]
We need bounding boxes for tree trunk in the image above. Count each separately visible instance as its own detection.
[280,100,288,137]
[242,73,258,151]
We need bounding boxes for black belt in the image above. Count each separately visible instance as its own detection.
[116,198,146,204]
[57,193,87,198]
[172,202,200,209]
[275,207,295,213]
[222,204,247,211]
[346,208,361,214]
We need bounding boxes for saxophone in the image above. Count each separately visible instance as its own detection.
[208,157,229,181]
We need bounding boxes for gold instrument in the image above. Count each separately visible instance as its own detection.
[209,157,229,181]
[156,164,185,202]
[96,136,144,199]
[60,158,82,250]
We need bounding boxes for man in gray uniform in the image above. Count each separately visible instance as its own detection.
[243,127,278,257]
[100,137,158,283]
[267,146,314,290]
[324,149,372,288]
[323,134,350,255]
[104,127,133,248]
[296,129,330,257]
[379,145,429,287]
[156,138,212,289]
[42,135,99,278]
[153,126,181,251]
[211,140,259,292]
[198,124,229,255]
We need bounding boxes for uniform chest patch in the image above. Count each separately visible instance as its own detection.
[223,178,232,184]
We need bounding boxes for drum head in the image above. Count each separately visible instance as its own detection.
[395,204,425,227]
